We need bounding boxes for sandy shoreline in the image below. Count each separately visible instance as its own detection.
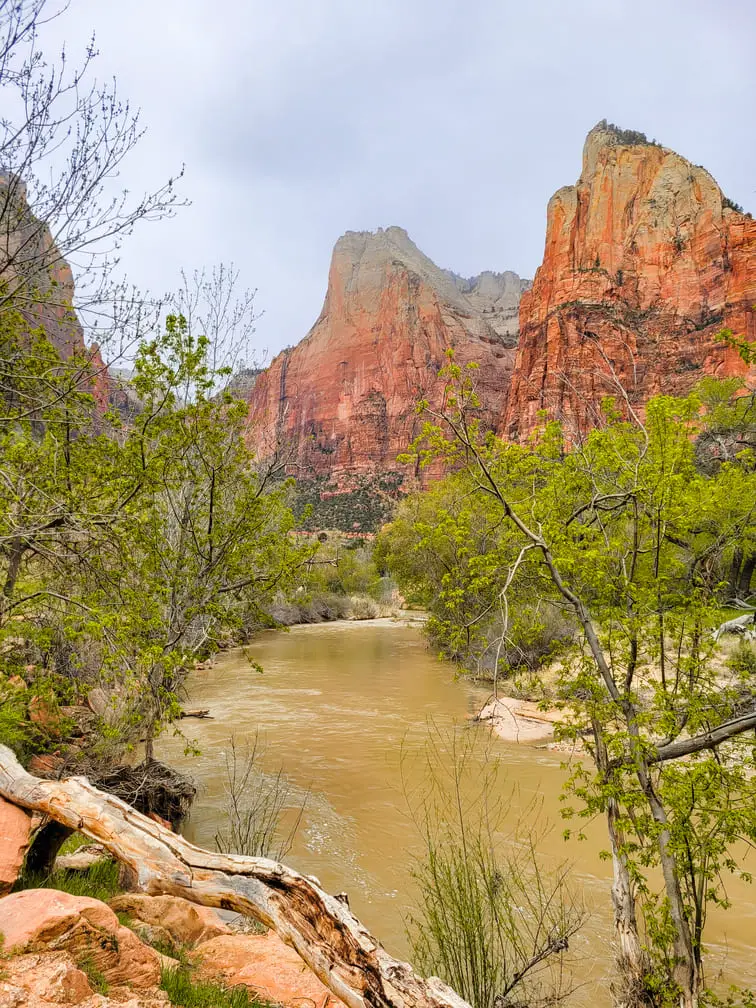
[477,696,562,744]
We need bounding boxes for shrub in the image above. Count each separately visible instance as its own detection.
[723,196,745,214]
[405,728,584,1008]
[214,734,307,860]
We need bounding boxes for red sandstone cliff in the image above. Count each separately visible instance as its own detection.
[0,174,113,412]
[504,122,756,440]
[246,227,529,488]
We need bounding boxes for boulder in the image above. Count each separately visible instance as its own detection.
[108,893,231,948]
[0,889,161,989]
[0,951,94,1007]
[0,794,32,894]
[0,949,171,1006]
[195,931,348,1008]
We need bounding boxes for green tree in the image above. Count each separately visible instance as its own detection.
[384,357,756,1008]
[0,312,307,767]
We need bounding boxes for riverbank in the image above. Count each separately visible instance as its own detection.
[476,695,561,743]
[263,590,416,627]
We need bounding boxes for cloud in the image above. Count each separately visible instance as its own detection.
[40,0,756,359]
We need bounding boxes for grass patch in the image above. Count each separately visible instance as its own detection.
[57,831,92,856]
[18,858,121,902]
[160,965,273,1008]
[76,955,109,995]
[142,931,194,967]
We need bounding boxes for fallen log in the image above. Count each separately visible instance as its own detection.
[0,744,469,1008]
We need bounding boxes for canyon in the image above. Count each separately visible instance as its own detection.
[246,226,529,513]
[244,122,755,526]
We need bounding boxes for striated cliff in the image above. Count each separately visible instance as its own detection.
[246,227,529,501]
[0,174,113,412]
[504,121,756,439]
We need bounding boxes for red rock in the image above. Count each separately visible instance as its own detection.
[28,752,65,777]
[0,175,115,416]
[108,893,231,947]
[0,949,170,1006]
[246,227,528,492]
[195,931,347,1008]
[0,951,94,1006]
[28,695,64,734]
[0,889,161,989]
[505,121,756,440]
[0,795,32,894]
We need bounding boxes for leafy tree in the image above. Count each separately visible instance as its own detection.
[384,355,756,1008]
[0,311,307,767]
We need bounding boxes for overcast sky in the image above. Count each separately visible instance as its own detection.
[43,0,755,363]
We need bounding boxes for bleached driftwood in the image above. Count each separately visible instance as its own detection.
[0,744,469,1008]
[712,611,755,641]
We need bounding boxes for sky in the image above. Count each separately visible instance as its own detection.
[40,0,756,364]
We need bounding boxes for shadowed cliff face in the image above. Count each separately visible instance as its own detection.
[246,227,529,492]
[0,174,112,412]
[504,123,756,440]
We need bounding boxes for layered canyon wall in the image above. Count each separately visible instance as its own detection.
[246,124,755,528]
[247,226,529,501]
[505,122,755,439]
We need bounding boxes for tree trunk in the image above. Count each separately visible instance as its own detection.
[738,553,755,598]
[606,799,651,1007]
[0,744,471,1008]
[24,819,73,876]
[729,547,744,598]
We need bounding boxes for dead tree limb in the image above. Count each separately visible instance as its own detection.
[0,744,470,1008]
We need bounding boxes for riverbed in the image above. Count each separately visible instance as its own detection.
[159,619,756,1000]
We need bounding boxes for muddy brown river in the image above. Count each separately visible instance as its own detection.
[159,619,756,1000]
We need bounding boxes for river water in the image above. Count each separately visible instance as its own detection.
[159,619,756,1000]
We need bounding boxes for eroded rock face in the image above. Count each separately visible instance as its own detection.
[195,931,347,1008]
[0,795,31,894]
[504,122,756,440]
[108,893,231,948]
[0,950,170,1007]
[0,889,161,989]
[0,951,95,1007]
[246,227,529,492]
[0,174,113,414]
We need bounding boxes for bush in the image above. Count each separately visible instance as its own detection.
[723,196,745,214]
[405,728,584,1008]
[214,734,307,860]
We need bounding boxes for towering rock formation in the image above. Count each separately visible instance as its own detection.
[505,121,756,440]
[0,174,112,411]
[247,227,529,502]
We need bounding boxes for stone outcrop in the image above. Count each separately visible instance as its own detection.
[195,931,347,1008]
[504,121,756,440]
[0,794,31,894]
[108,893,231,947]
[0,887,345,1008]
[0,889,162,989]
[0,950,170,1007]
[0,174,113,413]
[245,227,529,494]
